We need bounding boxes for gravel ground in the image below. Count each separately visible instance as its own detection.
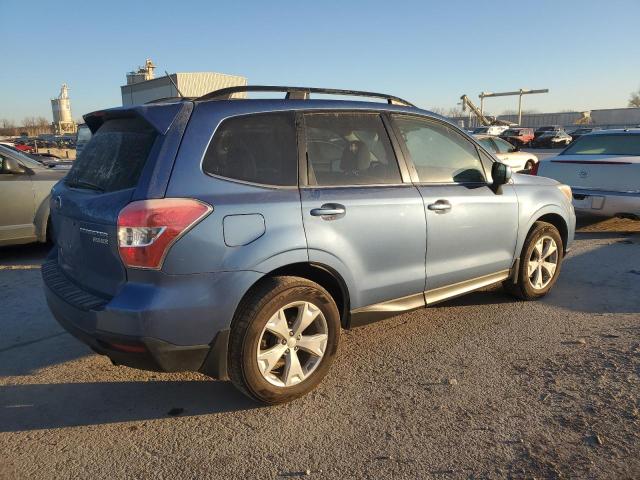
[1,218,639,479]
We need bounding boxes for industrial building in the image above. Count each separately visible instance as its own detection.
[120,59,247,106]
[50,84,77,135]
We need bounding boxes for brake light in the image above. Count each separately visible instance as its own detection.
[117,198,212,269]
[529,161,539,175]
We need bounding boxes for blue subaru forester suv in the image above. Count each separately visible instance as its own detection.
[43,86,575,404]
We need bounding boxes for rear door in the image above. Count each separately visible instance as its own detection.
[51,115,161,297]
[299,112,426,311]
[390,114,519,301]
[0,151,36,242]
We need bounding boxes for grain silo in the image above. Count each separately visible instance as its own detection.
[51,84,77,134]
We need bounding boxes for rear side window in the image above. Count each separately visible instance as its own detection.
[393,115,486,183]
[65,117,157,192]
[304,113,402,186]
[202,112,297,186]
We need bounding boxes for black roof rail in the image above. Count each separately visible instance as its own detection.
[195,85,415,107]
[144,96,195,104]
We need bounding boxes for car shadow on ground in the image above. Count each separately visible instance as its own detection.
[0,379,260,432]
[0,242,51,266]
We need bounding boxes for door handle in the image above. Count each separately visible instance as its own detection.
[427,200,452,213]
[310,203,346,219]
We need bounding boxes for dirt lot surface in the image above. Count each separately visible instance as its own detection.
[1,218,639,479]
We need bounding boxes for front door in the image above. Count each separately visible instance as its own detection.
[390,115,519,302]
[299,112,426,313]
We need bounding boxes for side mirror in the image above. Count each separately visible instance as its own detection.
[511,144,520,152]
[492,162,512,187]
[0,156,27,174]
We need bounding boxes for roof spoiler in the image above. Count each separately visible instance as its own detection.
[196,85,415,107]
[83,102,189,135]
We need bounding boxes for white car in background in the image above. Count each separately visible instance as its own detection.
[472,125,509,136]
[475,134,538,171]
[536,129,640,219]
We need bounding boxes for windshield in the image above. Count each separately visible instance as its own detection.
[562,134,640,156]
[503,129,521,136]
[65,117,157,192]
[472,127,489,134]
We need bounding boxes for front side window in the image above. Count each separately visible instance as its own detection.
[202,112,298,186]
[304,113,401,186]
[393,116,486,183]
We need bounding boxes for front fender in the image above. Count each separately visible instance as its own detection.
[517,203,574,255]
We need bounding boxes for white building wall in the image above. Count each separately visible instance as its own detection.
[121,72,247,106]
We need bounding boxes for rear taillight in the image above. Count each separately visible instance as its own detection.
[529,162,539,175]
[117,198,212,269]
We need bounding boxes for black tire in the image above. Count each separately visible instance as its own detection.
[504,221,563,300]
[228,276,340,404]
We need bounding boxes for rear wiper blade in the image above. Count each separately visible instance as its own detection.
[66,180,104,192]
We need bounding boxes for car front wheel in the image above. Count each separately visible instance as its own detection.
[504,221,563,300]
[228,276,340,404]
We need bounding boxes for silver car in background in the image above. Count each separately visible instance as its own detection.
[0,145,70,246]
[536,129,640,219]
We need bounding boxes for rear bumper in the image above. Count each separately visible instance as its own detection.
[572,188,640,219]
[42,255,261,378]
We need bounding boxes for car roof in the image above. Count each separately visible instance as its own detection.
[583,128,640,136]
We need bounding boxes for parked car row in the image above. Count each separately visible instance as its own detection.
[471,124,611,149]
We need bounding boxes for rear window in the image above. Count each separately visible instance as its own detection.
[562,134,640,156]
[202,112,297,186]
[65,117,157,192]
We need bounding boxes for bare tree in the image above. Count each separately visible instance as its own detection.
[629,88,640,108]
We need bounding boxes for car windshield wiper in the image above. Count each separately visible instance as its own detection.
[66,179,104,192]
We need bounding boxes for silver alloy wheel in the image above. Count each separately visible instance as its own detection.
[256,301,328,387]
[527,235,559,290]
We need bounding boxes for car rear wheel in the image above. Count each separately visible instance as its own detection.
[504,221,563,300]
[228,276,340,404]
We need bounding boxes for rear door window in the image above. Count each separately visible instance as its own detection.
[202,112,298,186]
[303,112,402,186]
[65,117,157,192]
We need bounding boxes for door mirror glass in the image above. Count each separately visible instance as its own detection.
[491,162,512,186]
[0,156,27,174]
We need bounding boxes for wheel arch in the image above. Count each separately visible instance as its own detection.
[263,262,351,329]
[530,212,569,253]
[34,193,51,242]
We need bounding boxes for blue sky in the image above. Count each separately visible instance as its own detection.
[2,0,640,123]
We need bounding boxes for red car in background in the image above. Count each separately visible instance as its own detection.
[13,143,35,153]
[500,127,534,147]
